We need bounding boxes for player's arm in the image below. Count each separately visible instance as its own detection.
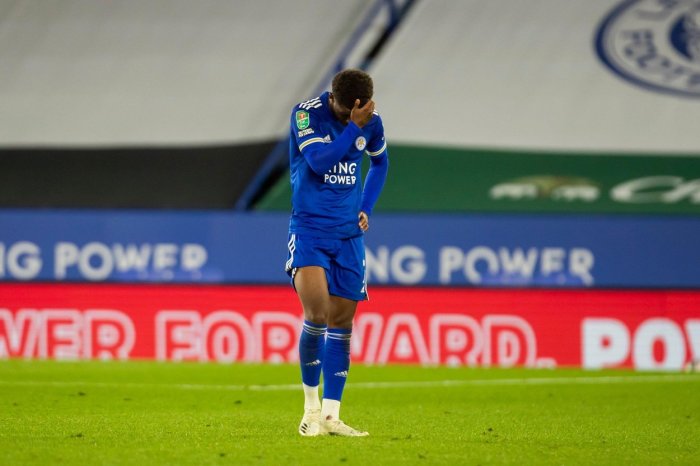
[360,122,389,217]
[297,100,375,175]
[301,123,361,175]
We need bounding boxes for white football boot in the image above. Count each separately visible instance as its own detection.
[322,416,369,437]
[298,408,324,437]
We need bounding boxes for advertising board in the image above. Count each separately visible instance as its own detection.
[1,284,697,370]
[2,210,699,288]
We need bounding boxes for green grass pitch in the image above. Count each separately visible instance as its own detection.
[1,360,699,465]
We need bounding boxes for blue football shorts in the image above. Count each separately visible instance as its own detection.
[285,233,367,302]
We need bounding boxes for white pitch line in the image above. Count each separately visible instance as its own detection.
[0,374,699,392]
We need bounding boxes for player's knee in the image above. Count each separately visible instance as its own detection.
[303,307,328,325]
[328,298,358,329]
[328,313,354,329]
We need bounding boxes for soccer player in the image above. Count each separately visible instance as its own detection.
[285,69,389,437]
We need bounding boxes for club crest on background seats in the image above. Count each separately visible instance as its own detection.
[596,0,700,97]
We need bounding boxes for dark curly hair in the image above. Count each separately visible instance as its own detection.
[331,69,373,109]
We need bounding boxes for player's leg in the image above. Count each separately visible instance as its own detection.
[295,266,330,397]
[321,295,368,436]
[322,294,356,419]
[320,236,369,437]
[293,266,331,436]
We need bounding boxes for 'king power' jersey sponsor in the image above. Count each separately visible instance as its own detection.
[289,91,387,239]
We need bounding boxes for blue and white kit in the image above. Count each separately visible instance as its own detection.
[285,91,388,301]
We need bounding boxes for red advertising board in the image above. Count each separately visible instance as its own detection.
[0,284,698,370]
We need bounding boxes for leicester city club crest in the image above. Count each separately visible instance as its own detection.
[596,0,700,97]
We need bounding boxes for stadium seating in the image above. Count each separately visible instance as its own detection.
[257,0,700,214]
[0,0,389,208]
[0,0,377,145]
[371,0,700,152]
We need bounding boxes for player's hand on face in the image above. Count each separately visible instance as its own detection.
[350,99,375,128]
[358,211,369,232]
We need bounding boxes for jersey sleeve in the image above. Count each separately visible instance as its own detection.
[291,106,325,153]
[365,113,387,157]
[290,102,362,175]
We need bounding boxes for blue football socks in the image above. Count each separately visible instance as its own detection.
[299,320,327,387]
[322,328,352,401]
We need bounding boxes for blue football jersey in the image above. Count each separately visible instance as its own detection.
[288,91,387,239]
